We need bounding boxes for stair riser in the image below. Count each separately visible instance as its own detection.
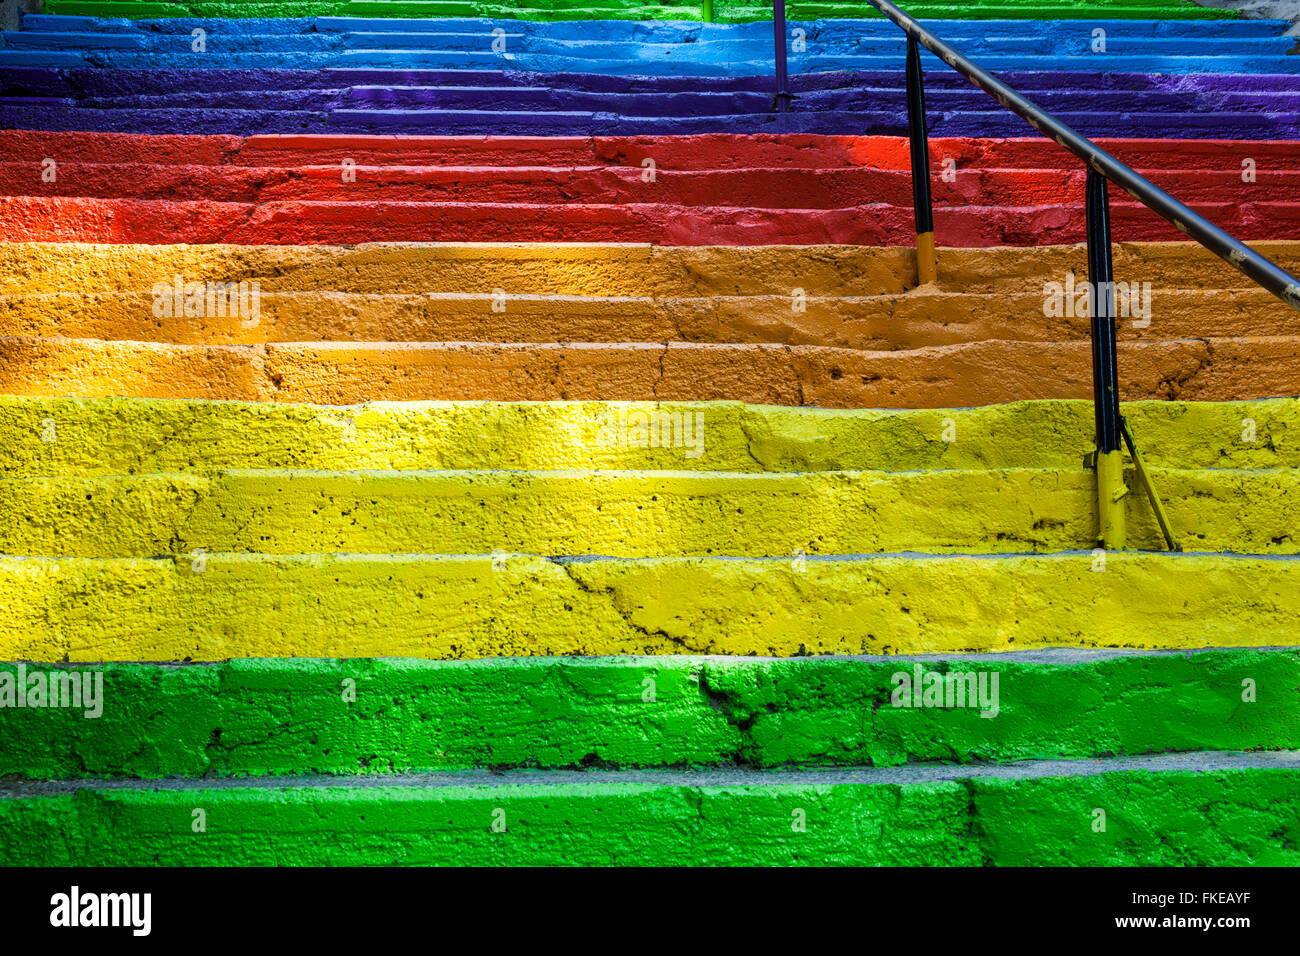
[3,767,1296,866]
[3,466,1295,558]
[10,67,1300,97]
[16,88,1300,116]
[9,32,1294,56]
[1,652,1294,777]
[22,15,1288,38]
[6,49,1298,75]
[8,164,1299,205]
[7,196,1299,244]
[4,290,1297,348]
[7,241,1295,294]
[5,397,1296,475]
[7,107,1299,141]
[3,553,1297,660]
[4,336,1295,407]
[9,129,1299,174]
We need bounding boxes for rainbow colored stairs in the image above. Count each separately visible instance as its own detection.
[1,0,1299,866]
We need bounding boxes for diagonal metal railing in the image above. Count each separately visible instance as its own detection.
[768,0,1300,551]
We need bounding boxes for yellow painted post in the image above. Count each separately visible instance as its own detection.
[915,231,937,285]
[1096,449,1128,550]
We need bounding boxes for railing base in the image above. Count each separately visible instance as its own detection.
[915,231,937,285]
[1120,417,1182,552]
[1096,449,1129,550]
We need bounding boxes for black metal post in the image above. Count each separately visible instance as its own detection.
[773,0,791,111]
[1085,167,1121,456]
[905,35,936,283]
[1086,165,1127,548]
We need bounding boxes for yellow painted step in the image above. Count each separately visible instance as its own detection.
[5,396,1296,476]
[1,551,1295,661]
[3,466,1295,558]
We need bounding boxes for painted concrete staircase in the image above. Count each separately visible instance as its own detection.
[4,235,1300,405]
[3,232,1300,862]
[3,17,1300,139]
[5,16,1296,76]
[2,131,1300,407]
[2,393,1299,864]
[1,3,1299,866]
[6,132,1300,244]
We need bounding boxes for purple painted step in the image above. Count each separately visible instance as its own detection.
[2,68,1299,139]
[29,86,1300,116]
[4,104,1297,138]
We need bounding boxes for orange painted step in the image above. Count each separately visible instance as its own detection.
[2,337,1296,407]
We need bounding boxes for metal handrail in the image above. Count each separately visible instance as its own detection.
[862,0,1300,311]
[765,0,1300,550]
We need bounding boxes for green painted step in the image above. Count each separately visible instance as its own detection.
[3,552,1297,661]
[1,651,1294,779]
[5,397,1296,477]
[39,0,1237,19]
[1,756,1294,865]
[3,466,1294,558]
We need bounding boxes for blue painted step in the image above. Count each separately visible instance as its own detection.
[4,50,1298,74]
[4,16,1298,74]
[16,15,1297,39]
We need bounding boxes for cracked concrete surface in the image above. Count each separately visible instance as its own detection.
[3,550,1300,659]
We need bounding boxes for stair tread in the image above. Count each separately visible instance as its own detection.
[3,551,1298,661]
[5,396,1297,474]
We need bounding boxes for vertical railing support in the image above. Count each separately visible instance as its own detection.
[905,36,936,284]
[773,0,791,111]
[702,0,713,22]
[1085,166,1127,550]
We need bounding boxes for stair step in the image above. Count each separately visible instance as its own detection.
[10,29,1291,51]
[6,287,1297,346]
[10,163,1300,205]
[3,465,1296,558]
[7,195,1299,244]
[1,651,1295,777]
[5,335,1294,405]
[7,63,1299,137]
[7,28,1292,57]
[21,15,1288,37]
[9,68,1300,100]
[5,397,1297,475]
[3,335,1297,406]
[2,755,1297,865]
[12,46,1300,74]
[16,87,1300,115]
[4,49,1296,75]
[2,552,1298,660]
[5,104,1297,140]
[7,240,1295,294]
[10,130,1300,176]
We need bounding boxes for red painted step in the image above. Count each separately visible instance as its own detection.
[4,131,1298,170]
[7,163,1299,207]
[9,194,1298,246]
[3,131,1294,246]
